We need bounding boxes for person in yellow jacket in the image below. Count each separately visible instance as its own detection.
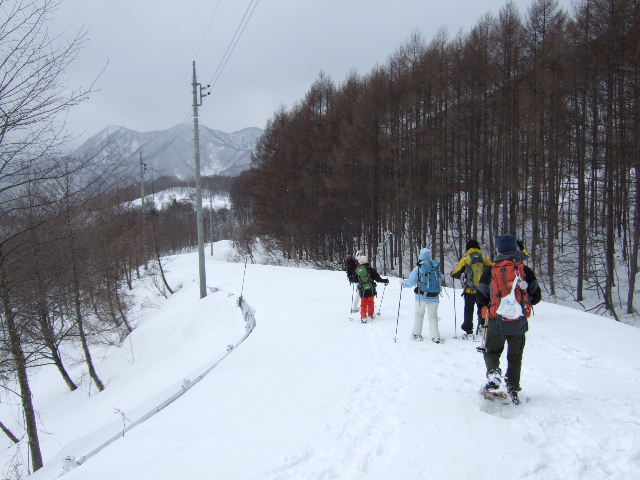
[450,239,492,337]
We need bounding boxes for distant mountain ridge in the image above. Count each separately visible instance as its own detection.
[73,124,263,179]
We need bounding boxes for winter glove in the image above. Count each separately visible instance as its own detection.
[517,240,524,251]
[383,279,389,285]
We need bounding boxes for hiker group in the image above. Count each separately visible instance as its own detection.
[343,233,541,405]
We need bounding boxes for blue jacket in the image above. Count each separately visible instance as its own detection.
[403,248,441,303]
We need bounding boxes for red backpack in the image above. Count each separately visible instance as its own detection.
[482,260,532,321]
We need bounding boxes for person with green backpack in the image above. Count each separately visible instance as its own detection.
[355,255,389,323]
[450,239,492,338]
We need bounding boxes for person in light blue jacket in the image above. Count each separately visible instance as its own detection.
[402,248,443,344]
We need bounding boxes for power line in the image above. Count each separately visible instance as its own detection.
[195,0,223,62]
[155,1,223,134]
[118,1,224,168]
[95,0,260,181]
[208,0,260,87]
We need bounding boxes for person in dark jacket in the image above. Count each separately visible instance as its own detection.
[355,255,388,323]
[344,250,363,313]
[475,234,542,404]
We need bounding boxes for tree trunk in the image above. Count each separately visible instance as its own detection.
[0,420,19,444]
[37,302,77,391]
[0,252,43,471]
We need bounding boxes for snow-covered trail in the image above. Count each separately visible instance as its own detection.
[21,248,640,479]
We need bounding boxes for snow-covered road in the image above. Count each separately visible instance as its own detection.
[4,243,638,480]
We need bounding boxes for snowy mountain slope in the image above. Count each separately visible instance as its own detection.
[124,187,231,211]
[4,243,639,480]
[73,124,262,179]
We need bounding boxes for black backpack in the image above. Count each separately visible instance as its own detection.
[343,255,358,282]
[463,252,485,290]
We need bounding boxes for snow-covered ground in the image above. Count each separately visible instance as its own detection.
[2,241,640,480]
[125,187,230,211]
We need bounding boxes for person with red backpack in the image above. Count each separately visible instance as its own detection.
[476,234,541,405]
[450,239,492,338]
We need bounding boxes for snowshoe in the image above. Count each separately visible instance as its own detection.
[431,337,444,344]
[479,389,509,402]
[411,334,424,341]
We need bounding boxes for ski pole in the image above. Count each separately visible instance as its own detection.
[350,283,355,314]
[239,258,248,307]
[452,278,457,337]
[394,283,403,342]
[377,283,387,316]
[476,309,490,354]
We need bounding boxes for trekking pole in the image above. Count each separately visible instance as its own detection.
[350,283,355,314]
[394,284,403,342]
[476,309,490,354]
[239,258,248,307]
[452,278,458,337]
[377,283,387,316]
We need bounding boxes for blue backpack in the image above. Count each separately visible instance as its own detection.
[418,259,442,296]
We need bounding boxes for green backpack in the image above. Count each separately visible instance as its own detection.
[356,265,374,293]
[464,252,485,290]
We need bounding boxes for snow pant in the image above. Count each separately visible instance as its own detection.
[460,292,482,333]
[361,296,375,319]
[483,333,526,391]
[352,285,360,312]
[413,301,441,339]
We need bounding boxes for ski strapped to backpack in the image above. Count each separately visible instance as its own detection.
[416,259,442,297]
[482,260,532,321]
[463,252,485,291]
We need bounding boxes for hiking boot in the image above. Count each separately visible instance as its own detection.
[431,337,443,344]
[483,380,500,391]
[509,390,521,405]
[483,370,502,391]
[360,317,368,324]
[411,334,424,341]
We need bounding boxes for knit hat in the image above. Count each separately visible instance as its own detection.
[466,239,480,250]
[497,234,517,253]
[357,255,368,264]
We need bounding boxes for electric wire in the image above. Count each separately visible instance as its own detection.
[96,0,260,188]
[155,0,222,126]
[208,0,260,87]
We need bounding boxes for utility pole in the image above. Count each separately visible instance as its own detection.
[192,61,211,299]
[140,151,147,268]
[140,151,146,208]
[209,194,214,256]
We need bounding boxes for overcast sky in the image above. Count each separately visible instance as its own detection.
[51,0,574,145]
